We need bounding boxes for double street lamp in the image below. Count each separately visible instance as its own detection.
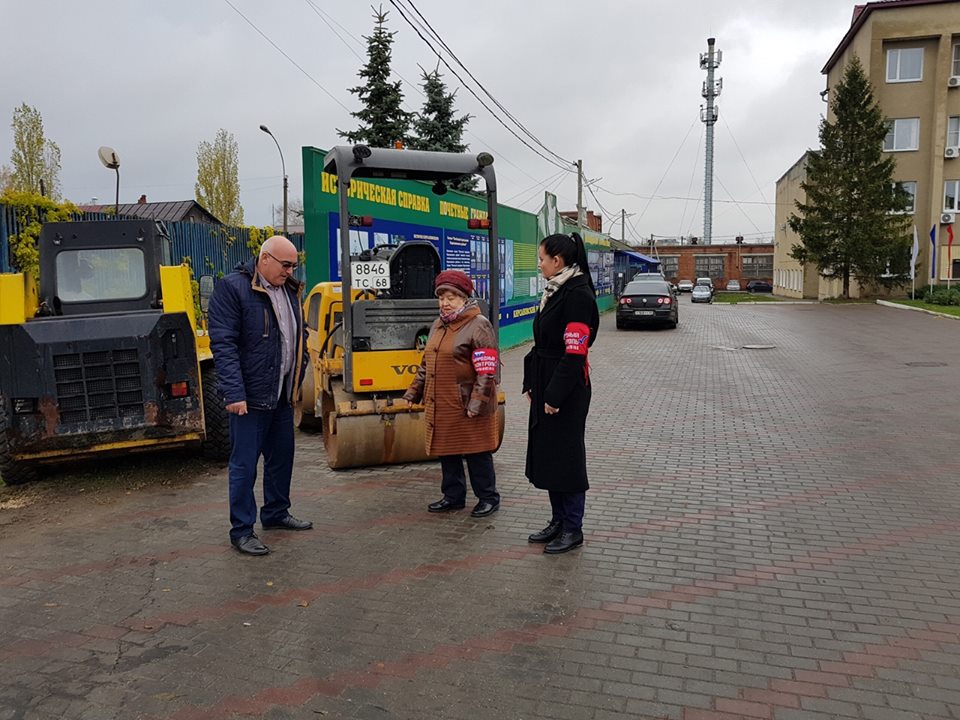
[259,124,288,236]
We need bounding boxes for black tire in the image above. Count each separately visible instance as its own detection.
[616,319,626,330]
[0,399,37,486]
[201,365,231,461]
[297,410,323,434]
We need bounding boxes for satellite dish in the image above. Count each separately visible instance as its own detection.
[98,146,120,169]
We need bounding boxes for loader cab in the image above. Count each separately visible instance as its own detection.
[37,220,171,317]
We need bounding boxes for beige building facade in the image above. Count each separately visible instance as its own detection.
[775,0,960,298]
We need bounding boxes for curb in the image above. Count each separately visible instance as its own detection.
[876,299,960,321]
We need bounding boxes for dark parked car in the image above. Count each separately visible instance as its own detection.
[746,280,773,293]
[616,279,678,329]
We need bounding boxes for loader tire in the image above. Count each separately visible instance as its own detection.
[201,365,231,462]
[0,400,37,486]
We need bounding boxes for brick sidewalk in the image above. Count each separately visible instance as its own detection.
[3,300,960,720]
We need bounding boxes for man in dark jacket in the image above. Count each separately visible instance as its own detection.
[208,235,310,556]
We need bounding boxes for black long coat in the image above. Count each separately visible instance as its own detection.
[522,274,600,492]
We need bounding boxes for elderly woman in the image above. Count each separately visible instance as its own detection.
[403,269,501,517]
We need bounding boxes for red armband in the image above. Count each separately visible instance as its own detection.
[472,348,498,375]
[563,322,590,356]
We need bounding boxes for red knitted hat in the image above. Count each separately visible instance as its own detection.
[434,269,474,298]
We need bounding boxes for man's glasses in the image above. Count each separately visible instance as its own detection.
[264,251,298,271]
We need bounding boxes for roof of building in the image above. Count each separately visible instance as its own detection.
[822,0,955,73]
[76,200,222,224]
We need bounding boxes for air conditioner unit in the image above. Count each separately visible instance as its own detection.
[949,76,960,88]
[942,212,957,224]
[946,147,960,159]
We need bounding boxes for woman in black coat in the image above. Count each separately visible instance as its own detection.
[522,232,599,554]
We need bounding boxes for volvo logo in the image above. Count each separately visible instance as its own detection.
[391,364,420,375]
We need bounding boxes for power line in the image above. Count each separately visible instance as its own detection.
[396,0,575,169]
[222,0,352,113]
[304,0,365,62]
[306,3,545,187]
[387,0,574,173]
[502,168,568,205]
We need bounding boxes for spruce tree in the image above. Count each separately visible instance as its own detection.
[338,6,412,148]
[788,56,912,297]
[410,64,476,192]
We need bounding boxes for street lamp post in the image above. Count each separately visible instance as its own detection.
[97,146,121,216]
[259,124,288,236]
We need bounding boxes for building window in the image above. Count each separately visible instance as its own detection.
[948,117,960,149]
[953,260,960,280]
[954,43,960,77]
[741,254,773,278]
[660,255,679,278]
[886,48,924,82]
[946,180,960,212]
[694,255,725,280]
[884,119,919,151]
[892,181,917,213]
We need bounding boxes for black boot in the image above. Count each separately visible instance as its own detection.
[528,520,562,544]
[544,530,584,554]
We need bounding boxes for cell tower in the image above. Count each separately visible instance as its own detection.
[700,37,722,245]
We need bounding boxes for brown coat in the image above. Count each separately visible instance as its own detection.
[403,305,500,456]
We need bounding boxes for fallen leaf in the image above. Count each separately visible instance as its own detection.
[43,602,58,607]
[144,625,154,630]
[162,588,171,592]
[297,601,309,608]
[266,581,274,587]
[243,622,252,627]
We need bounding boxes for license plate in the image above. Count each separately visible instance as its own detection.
[635,310,655,316]
[350,260,391,290]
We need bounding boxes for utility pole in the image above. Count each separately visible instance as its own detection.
[576,159,584,235]
[700,37,722,246]
[621,209,627,243]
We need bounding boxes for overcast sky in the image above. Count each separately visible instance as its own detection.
[0,0,855,244]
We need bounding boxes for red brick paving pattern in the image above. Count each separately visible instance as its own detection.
[3,302,960,719]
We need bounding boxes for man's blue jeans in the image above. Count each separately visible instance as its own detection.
[227,397,294,541]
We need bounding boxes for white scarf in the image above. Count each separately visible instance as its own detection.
[539,265,582,311]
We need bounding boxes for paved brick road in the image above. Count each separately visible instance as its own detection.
[3,300,960,720]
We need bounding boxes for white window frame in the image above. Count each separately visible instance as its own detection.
[946,180,960,213]
[883,118,920,152]
[953,43,960,77]
[892,181,917,214]
[948,117,960,149]
[886,47,924,82]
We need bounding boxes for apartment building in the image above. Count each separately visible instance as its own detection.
[774,0,960,298]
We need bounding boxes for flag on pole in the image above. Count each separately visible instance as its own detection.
[949,224,956,281]
[930,225,937,279]
[910,225,919,280]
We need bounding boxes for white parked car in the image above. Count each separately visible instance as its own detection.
[725,279,741,291]
[691,285,713,303]
[677,279,694,293]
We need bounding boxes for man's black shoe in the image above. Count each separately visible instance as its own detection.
[262,515,313,531]
[528,521,562,544]
[470,501,499,518]
[427,498,466,513]
[543,530,584,554]
[231,534,270,556]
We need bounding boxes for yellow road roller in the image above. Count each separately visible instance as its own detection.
[300,145,505,469]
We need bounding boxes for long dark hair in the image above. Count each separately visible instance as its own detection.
[540,232,595,292]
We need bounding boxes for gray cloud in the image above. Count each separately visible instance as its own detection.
[0,0,856,242]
